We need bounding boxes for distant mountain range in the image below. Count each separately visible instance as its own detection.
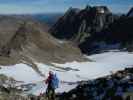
[32,13,64,26]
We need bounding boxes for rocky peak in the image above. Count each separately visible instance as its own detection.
[127,7,133,17]
[50,5,115,42]
[67,7,80,14]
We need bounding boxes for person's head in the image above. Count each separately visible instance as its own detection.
[49,71,54,75]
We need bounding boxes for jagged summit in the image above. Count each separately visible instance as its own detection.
[50,5,114,40]
[67,7,80,14]
[127,7,133,17]
[92,6,111,14]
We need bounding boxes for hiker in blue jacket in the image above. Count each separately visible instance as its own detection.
[45,71,59,100]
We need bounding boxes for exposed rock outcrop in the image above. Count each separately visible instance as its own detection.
[59,67,133,100]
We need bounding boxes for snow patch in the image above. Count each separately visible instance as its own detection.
[0,64,43,84]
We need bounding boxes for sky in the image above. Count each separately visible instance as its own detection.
[0,0,132,14]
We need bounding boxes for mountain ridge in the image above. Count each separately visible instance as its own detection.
[0,15,85,65]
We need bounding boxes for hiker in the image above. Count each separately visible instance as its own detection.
[45,71,59,100]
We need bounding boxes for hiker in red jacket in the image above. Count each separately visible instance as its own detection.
[45,71,55,100]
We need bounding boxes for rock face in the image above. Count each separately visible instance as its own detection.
[50,7,81,39]
[107,16,133,43]
[50,6,116,40]
[79,16,133,54]
[0,15,84,65]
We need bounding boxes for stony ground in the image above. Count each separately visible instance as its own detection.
[58,67,133,100]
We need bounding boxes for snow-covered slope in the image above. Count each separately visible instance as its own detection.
[0,64,43,84]
[0,51,133,95]
[53,51,133,80]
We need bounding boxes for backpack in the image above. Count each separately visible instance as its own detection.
[51,74,59,89]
